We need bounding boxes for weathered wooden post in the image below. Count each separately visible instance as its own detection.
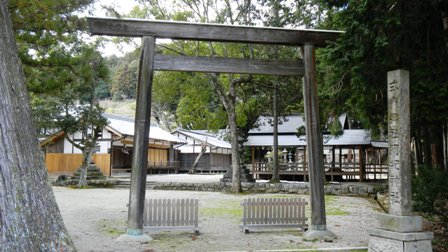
[117,36,155,242]
[368,69,433,251]
[302,44,335,241]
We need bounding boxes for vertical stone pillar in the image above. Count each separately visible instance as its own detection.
[118,36,155,242]
[302,44,335,241]
[388,70,412,215]
[368,70,432,252]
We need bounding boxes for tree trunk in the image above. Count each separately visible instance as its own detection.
[0,1,75,250]
[210,74,241,193]
[191,143,206,173]
[432,124,445,170]
[271,83,280,182]
[444,123,448,171]
[78,146,94,187]
[228,104,241,193]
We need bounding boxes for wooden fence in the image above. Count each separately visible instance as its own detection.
[143,198,199,234]
[45,153,111,176]
[240,197,308,233]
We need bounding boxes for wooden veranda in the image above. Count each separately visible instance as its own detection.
[251,145,388,181]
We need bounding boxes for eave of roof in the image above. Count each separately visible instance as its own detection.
[244,129,374,147]
[172,128,231,149]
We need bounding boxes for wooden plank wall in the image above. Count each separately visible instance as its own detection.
[45,153,111,176]
[148,149,168,165]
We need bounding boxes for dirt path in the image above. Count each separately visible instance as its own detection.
[54,187,381,251]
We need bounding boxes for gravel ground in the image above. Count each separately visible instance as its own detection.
[54,182,382,252]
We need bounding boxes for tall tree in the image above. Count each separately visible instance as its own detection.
[9,0,95,94]
[127,0,304,191]
[132,0,265,192]
[10,0,111,185]
[318,0,448,170]
[0,0,75,249]
[54,46,109,187]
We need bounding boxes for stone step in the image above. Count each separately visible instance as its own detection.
[112,179,156,189]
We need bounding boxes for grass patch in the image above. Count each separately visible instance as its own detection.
[199,199,242,218]
[326,208,349,216]
[324,195,337,204]
[67,185,94,189]
[200,206,242,218]
[150,232,196,250]
[96,218,126,237]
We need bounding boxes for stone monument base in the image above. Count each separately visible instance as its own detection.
[368,228,433,252]
[368,213,433,252]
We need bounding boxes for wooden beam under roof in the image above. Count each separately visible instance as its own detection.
[154,54,303,76]
[87,17,342,47]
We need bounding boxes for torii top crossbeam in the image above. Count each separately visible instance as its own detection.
[87,17,342,47]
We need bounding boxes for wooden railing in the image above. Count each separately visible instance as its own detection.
[252,162,388,181]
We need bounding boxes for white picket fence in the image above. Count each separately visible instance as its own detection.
[143,198,199,234]
[240,197,308,233]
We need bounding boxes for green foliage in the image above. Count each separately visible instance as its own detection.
[8,0,111,141]
[95,80,111,100]
[412,166,448,230]
[9,0,94,93]
[122,0,304,137]
[318,0,448,166]
[329,118,343,136]
[108,50,139,100]
[175,73,227,130]
[296,126,306,137]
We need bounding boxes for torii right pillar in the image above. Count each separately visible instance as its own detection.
[368,70,433,252]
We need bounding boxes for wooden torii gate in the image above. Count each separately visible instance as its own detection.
[87,17,342,240]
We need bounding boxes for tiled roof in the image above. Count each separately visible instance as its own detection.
[104,114,185,144]
[248,115,305,134]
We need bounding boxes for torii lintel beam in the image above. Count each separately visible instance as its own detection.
[87,17,342,47]
[154,54,303,76]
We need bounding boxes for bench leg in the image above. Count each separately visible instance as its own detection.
[244,228,250,234]
[194,229,200,236]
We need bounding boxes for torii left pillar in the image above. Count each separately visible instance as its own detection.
[117,36,155,242]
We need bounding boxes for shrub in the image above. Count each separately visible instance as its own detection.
[412,165,448,231]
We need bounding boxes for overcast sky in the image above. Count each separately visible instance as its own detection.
[84,0,140,57]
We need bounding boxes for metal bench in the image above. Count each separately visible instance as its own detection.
[143,198,199,235]
[240,197,308,233]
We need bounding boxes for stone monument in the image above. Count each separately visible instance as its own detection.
[367,70,433,251]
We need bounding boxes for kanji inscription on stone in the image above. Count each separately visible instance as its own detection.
[387,70,412,216]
